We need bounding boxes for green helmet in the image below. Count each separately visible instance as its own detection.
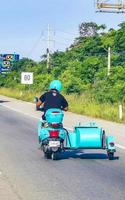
[49,80,62,91]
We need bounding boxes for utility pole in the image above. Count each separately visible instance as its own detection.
[108,47,111,76]
[46,24,55,72]
[47,24,50,71]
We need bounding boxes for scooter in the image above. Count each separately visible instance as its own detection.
[38,108,67,160]
[35,97,67,160]
[35,97,116,160]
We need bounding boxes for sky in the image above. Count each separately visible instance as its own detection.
[0,0,125,61]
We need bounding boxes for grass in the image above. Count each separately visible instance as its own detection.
[66,94,124,122]
[0,88,40,102]
[0,87,124,123]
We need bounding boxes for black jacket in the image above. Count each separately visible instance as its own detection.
[39,89,68,112]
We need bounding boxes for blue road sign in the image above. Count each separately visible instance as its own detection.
[0,53,20,74]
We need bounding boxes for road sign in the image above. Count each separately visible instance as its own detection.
[21,72,33,84]
[0,53,20,74]
[0,54,20,61]
[3,60,11,67]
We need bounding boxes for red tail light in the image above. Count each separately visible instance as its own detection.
[51,123,58,128]
[110,142,114,147]
[49,130,59,138]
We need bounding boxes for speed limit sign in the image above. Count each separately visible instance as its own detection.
[21,72,33,84]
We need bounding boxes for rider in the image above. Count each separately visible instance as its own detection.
[36,80,68,121]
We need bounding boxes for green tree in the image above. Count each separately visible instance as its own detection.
[79,22,106,37]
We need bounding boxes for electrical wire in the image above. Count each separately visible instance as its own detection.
[27,31,44,57]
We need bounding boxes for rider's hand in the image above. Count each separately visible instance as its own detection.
[63,107,68,111]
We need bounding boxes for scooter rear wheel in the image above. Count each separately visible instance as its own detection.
[51,152,58,160]
[44,152,52,159]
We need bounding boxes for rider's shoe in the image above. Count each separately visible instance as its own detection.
[41,121,48,128]
[38,137,42,149]
[38,142,42,149]
[44,122,48,128]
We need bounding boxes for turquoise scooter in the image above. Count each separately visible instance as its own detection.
[36,99,116,160]
[38,108,67,160]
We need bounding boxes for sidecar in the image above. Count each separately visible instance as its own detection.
[65,122,116,160]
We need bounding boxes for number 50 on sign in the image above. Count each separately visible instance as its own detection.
[21,72,33,84]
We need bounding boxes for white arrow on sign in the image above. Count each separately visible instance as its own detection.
[21,72,33,84]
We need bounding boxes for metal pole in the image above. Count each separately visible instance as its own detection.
[47,48,50,70]
[119,104,123,120]
[47,24,50,70]
[108,47,111,76]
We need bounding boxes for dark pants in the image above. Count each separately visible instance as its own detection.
[42,113,46,120]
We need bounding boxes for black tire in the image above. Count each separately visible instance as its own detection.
[51,152,58,160]
[44,152,52,159]
[107,152,114,160]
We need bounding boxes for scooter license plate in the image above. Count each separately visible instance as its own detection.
[49,141,60,147]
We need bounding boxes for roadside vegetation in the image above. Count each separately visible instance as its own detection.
[0,22,125,123]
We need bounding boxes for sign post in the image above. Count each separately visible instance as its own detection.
[21,72,33,85]
[21,72,33,92]
[119,104,123,120]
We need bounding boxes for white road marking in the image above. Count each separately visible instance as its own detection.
[1,104,39,119]
[1,104,125,150]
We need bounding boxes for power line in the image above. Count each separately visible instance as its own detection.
[56,29,78,37]
[55,30,78,41]
[27,27,78,60]
[27,31,44,57]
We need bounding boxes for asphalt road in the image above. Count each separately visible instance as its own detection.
[0,100,125,200]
